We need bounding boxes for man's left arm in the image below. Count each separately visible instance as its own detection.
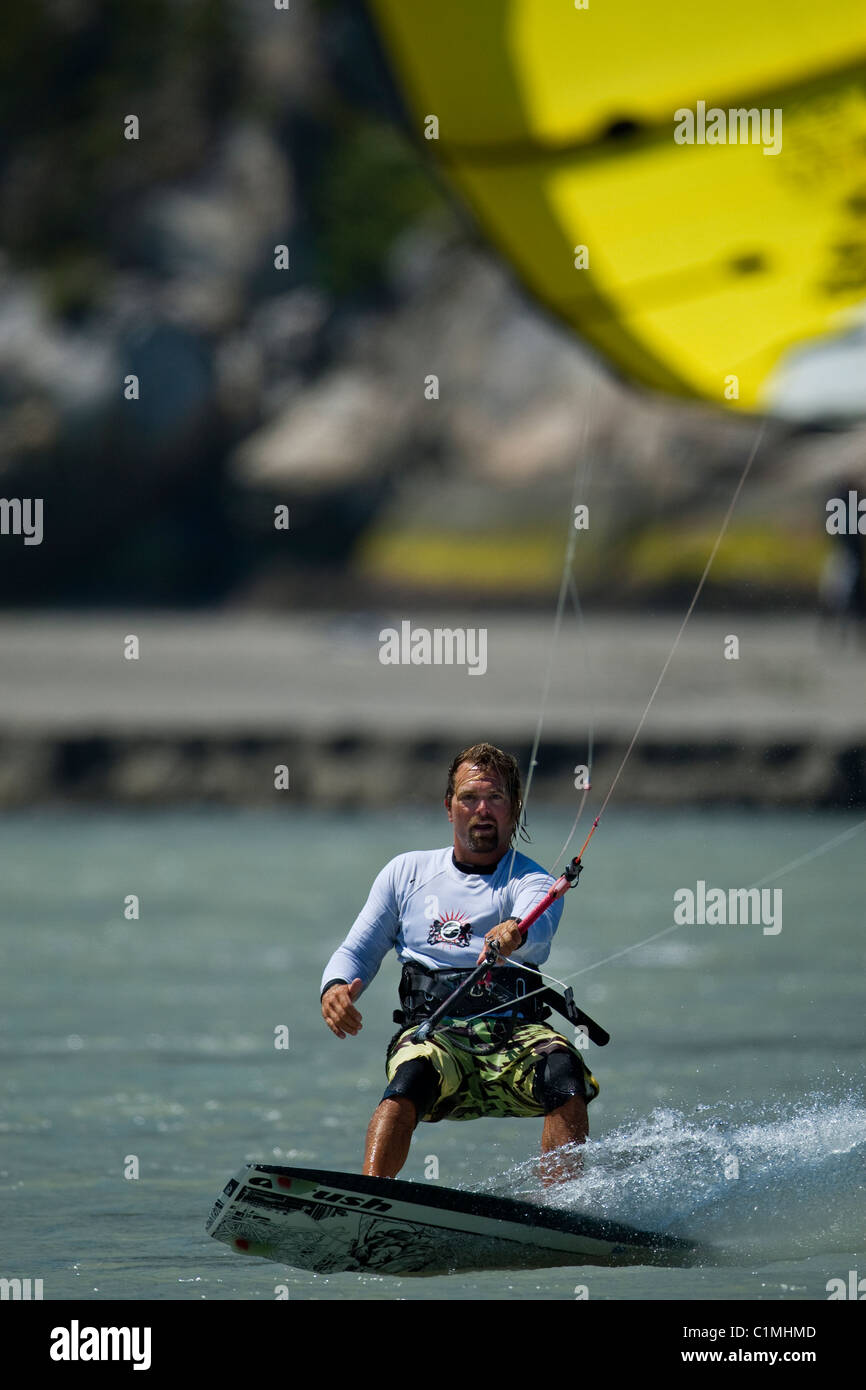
[494,875,566,962]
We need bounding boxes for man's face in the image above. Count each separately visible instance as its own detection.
[446,762,515,864]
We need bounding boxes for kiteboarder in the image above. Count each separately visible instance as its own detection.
[320,743,599,1180]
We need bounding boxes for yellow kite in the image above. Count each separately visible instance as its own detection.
[368,0,866,417]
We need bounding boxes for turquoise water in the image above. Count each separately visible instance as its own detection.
[1,807,863,1301]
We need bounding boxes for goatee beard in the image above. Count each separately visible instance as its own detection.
[468,826,498,850]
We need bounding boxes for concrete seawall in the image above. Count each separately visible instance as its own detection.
[1,613,863,807]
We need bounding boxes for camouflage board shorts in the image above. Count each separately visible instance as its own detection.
[385,1017,600,1123]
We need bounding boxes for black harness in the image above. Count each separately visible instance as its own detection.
[392,961,585,1034]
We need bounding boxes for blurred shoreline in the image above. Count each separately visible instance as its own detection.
[1,610,863,808]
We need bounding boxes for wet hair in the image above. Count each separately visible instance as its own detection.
[445,742,526,844]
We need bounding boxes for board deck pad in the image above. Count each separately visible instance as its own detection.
[206,1163,710,1275]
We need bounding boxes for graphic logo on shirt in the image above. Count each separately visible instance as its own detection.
[427,910,473,948]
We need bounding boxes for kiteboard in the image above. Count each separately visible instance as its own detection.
[206,1163,709,1276]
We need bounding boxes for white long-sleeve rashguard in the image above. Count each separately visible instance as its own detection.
[320,847,564,997]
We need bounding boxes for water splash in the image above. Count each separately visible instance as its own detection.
[477,1095,866,1265]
